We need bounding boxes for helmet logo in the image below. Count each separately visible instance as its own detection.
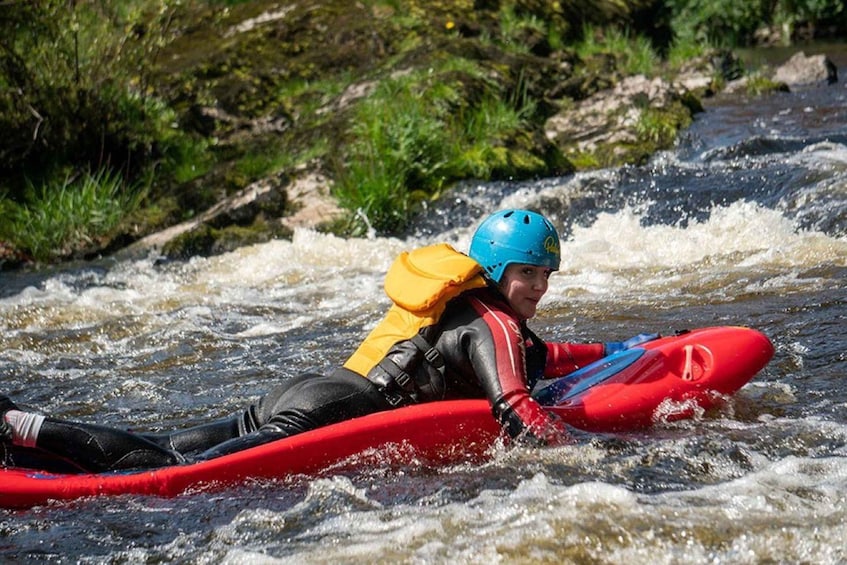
[544,235,560,256]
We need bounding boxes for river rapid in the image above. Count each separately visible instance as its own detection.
[1,55,846,563]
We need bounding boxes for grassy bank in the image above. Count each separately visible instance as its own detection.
[1,0,844,265]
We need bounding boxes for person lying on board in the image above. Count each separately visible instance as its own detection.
[0,209,650,473]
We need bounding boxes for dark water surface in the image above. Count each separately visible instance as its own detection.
[1,54,846,563]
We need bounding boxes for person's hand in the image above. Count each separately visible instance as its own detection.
[603,333,660,355]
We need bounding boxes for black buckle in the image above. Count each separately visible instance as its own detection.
[423,347,443,369]
[381,387,406,407]
[393,370,413,390]
[412,333,444,370]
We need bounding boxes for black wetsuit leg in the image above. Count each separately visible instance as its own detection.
[1,442,85,474]
[197,370,391,460]
[34,419,183,473]
[141,415,245,457]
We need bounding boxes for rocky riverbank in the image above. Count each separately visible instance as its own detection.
[128,52,835,263]
[1,1,841,268]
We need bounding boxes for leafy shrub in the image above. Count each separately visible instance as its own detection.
[0,0,198,196]
[576,26,660,76]
[667,0,846,46]
[334,75,454,235]
[334,63,537,236]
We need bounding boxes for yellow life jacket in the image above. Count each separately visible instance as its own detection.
[343,243,487,377]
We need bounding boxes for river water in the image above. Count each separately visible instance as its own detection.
[1,57,846,562]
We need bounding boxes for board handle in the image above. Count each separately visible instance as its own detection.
[681,345,695,381]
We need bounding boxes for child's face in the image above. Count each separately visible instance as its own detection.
[498,263,552,320]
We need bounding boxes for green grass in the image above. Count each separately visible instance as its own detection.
[576,25,660,76]
[334,62,538,236]
[497,4,546,54]
[636,107,680,145]
[232,139,330,189]
[743,72,789,96]
[667,33,712,70]
[334,74,454,235]
[1,169,142,261]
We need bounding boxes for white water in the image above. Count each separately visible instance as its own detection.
[2,198,842,338]
[2,77,847,564]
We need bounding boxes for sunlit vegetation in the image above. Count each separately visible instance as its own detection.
[1,169,142,261]
[1,0,844,263]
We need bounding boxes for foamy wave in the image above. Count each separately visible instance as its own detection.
[562,200,843,271]
[547,200,845,301]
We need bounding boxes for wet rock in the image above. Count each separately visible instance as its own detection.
[544,74,687,165]
[119,169,341,260]
[773,51,838,86]
[0,241,31,271]
[277,170,343,230]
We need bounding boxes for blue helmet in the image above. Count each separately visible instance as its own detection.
[468,209,561,283]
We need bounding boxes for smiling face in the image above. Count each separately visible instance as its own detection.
[497,263,552,320]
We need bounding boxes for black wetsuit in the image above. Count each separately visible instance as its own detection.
[2,287,604,473]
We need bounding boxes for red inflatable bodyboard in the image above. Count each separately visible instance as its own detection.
[0,326,773,508]
[536,326,774,430]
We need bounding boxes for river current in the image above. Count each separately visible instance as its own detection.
[1,56,846,562]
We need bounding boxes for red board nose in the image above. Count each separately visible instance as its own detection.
[682,327,774,394]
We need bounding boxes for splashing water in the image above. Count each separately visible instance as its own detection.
[1,69,846,564]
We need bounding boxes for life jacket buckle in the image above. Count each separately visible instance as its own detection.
[423,347,444,369]
[382,388,407,408]
[367,360,414,407]
[393,370,413,390]
[411,333,444,371]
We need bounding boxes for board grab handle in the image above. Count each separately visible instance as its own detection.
[678,343,712,381]
[682,345,696,381]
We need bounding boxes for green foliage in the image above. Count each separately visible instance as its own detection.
[1,169,142,261]
[636,107,681,145]
[772,0,846,38]
[743,73,790,96]
[227,140,327,193]
[169,136,215,185]
[667,0,846,46]
[0,0,203,194]
[461,95,532,150]
[333,63,538,236]
[334,75,454,235]
[452,85,538,179]
[666,0,765,46]
[576,26,660,76]
[497,4,546,54]
[0,0,214,262]
[666,34,712,70]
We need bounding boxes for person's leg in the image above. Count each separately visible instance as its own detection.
[2,395,182,473]
[1,396,81,472]
[197,370,391,460]
[35,419,183,472]
[256,370,392,432]
[1,442,85,473]
[140,414,245,457]
[0,395,19,441]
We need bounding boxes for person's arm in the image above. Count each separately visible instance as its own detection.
[543,342,606,378]
[542,333,661,378]
[464,297,571,445]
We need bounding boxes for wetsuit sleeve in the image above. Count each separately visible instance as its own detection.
[543,342,606,378]
[465,297,571,445]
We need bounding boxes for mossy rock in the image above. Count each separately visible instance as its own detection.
[161,219,293,260]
